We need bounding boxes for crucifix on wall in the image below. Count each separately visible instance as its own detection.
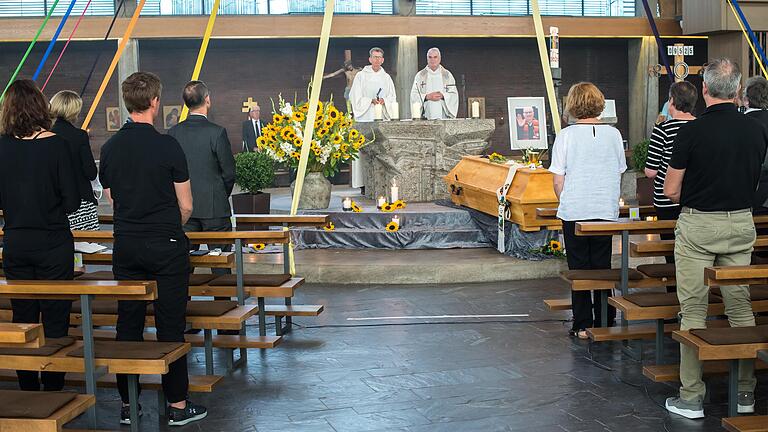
[648,43,704,82]
[322,49,361,114]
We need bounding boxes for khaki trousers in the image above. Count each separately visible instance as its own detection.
[674,209,757,402]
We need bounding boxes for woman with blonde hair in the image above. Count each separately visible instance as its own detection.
[549,82,627,339]
[50,90,99,230]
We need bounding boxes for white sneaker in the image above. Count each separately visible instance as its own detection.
[665,396,704,419]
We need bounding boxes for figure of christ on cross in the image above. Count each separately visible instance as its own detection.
[323,50,361,115]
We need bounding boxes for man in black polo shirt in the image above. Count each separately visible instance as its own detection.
[99,72,207,426]
[663,58,768,419]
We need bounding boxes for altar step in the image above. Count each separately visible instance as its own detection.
[293,203,488,250]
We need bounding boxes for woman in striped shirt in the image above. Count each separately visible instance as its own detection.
[644,81,698,292]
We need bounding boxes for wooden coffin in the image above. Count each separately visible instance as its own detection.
[444,156,561,232]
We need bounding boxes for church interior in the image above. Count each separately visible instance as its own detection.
[1,0,768,431]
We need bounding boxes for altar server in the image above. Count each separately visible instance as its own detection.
[410,47,459,120]
[348,47,397,189]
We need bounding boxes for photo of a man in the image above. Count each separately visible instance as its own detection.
[515,106,540,140]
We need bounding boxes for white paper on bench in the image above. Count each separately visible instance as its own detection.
[75,242,108,254]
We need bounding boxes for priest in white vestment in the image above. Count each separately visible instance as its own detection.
[410,47,459,120]
[348,47,397,189]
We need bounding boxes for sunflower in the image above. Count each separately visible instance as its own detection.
[385,221,399,232]
[292,111,306,122]
[256,136,266,149]
[323,222,335,232]
[340,143,349,152]
[280,127,293,140]
[269,142,277,150]
[276,150,286,158]
[323,119,334,128]
[332,134,343,144]
[316,101,324,113]
[549,240,562,251]
[393,200,406,209]
[328,107,340,120]
[351,203,362,213]
[293,136,303,147]
[313,148,322,156]
[273,114,284,123]
[349,129,360,140]
[317,128,329,138]
[381,203,395,212]
[290,151,301,159]
[356,135,366,146]
[332,152,341,159]
[250,243,265,250]
[299,104,309,113]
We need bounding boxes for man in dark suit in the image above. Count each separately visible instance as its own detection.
[241,103,262,152]
[169,81,236,317]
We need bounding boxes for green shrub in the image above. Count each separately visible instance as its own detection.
[631,139,650,170]
[235,151,275,194]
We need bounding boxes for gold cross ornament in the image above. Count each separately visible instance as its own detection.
[242,97,259,113]
[649,43,703,82]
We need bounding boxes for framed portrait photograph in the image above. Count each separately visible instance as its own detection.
[163,105,181,130]
[106,107,121,132]
[507,97,548,150]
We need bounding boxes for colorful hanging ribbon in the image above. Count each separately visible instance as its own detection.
[287,0,335,275]
[530,0,561,134]
[179,0,222,122]
[0,0,61,102]
[640,0,674,85]
[727,0,768,79]
[32,0,78,81]
[41,0,94,91]
[81,0,147,130]
[80,0,126,97]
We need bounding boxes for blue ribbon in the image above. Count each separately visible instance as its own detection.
[640,0,674,84]
[32,0,78,81]
[729,0,768,73]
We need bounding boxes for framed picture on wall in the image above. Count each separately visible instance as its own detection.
[106,107,121,132]
[507,97,548,150]
[163,105,181,130]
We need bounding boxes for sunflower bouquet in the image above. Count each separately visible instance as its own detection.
[534,239,566,257]
[256,95,367,178]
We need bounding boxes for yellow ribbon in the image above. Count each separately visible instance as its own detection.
[81,0,146,130]
[180,0,222,122]
[530,0,561,133]
[726,0,768,79]
[287,0,335,275]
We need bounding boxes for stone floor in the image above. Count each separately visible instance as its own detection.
[38,277,763,431]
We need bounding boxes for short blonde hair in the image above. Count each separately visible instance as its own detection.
[565,82,605,120]
[50,90,83,124]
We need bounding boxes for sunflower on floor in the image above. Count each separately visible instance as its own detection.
[379,200,406,212]
[532,239,566,258]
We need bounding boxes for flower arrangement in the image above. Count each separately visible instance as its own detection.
[488,152,507,164]
[256,95,367,178]
[534,239,566,257]
[323,222,335,232]
[380,200,406,212]
[250,243,266,251]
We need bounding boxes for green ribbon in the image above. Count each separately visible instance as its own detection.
[0,0,61,102]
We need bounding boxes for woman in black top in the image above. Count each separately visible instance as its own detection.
[0,79,79,391]
[50,90,100,230]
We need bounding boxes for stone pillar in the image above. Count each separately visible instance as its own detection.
[394,36,418,120]
[628,36,658,147]
[635,0,657,17]
[708,32,749,77]
[393,0,416,16]
[117,38,139,123]
[118,0,137,17]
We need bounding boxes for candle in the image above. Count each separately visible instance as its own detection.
[388,101,399,120]
[377,196,387,209]
[392,215,400,225]
[646,216,654,221]
[411,102,422,120]
[374,104,383,120]
[342,197,352,211]
[390,179,399,203]
[618,198,625,207]
[471,101,480,119]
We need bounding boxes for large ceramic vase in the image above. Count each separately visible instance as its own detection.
[290,171,332,209]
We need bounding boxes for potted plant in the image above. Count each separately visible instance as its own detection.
[232,151,275,216]
[256,95,368,209]
[632,139,654,206]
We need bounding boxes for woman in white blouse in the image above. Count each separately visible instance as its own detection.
[549,82,627,339]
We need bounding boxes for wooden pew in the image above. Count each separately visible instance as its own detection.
[0,323,44,348]
[631,236,768,258]
[0,391,95,432]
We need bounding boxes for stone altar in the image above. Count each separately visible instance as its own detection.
[357,119,495,202]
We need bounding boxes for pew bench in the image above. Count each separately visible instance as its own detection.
[642,359,768,382]
[631,237,768,258]
[69,327,282,350]
[0,390,95,432]
[722,416,768,432]
[0,323,44,348]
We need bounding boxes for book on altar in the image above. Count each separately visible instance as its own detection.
[74,242,108,254]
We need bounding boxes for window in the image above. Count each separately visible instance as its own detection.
[0,0,115,17]
[141,0,393,15]
[416,0,635,16]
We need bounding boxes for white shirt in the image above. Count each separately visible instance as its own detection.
[251,119,261,136]
[410,66,459,120]
[349,65,397,122]
[549,124,627,221]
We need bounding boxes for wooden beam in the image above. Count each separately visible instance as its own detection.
[0,16,685,42]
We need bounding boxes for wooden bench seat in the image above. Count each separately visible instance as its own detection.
[723,415,768,432]
[631,237,768,258]
[559,269,646,291]
[0,392,94,432]
[190,277,304,298]
[264,304,323,317]
[0,369,221,392]
[587,323,679,342]
[69,328,282,350]
[643,360,768,382]
[543,298,571,310]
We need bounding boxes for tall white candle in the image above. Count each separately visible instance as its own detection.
[411,102,421,120]
[390,179,399,202]
[374,104,383,120]
[471,101,480,118]
[388,101,399,120]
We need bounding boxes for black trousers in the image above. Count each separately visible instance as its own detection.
[113,235,190,404]
[655,205,681,293]
[184,217,232,301]
[562,220,615,331]
[3,230,73,391]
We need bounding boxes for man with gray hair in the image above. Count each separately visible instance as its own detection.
[663,58,768,419]
[744,76,768,213]
[410,47,459,119]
